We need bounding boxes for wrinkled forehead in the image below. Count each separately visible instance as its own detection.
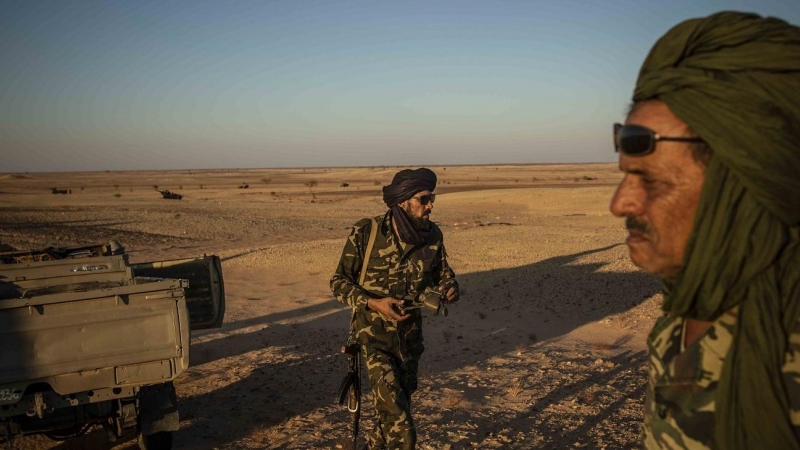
[626,100,691,135]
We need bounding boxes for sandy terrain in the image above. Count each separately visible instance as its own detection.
[0,164,662,449]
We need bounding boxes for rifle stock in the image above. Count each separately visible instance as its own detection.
[336,340,361,447]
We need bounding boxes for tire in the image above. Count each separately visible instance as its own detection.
[137,431,173,450]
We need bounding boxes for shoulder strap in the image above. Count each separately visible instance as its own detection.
[350,218,378,332]
[358,218,379,286]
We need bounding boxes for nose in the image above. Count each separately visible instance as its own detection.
[610,175,644,218]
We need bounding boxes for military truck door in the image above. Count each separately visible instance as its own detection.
[131,256,225,330]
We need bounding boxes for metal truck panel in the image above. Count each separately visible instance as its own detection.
[0,278,190,394]
[131,255,225,330]
[0,255,133,301]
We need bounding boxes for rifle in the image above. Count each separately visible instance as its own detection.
[334,216,375,447]
[335,333,361,448]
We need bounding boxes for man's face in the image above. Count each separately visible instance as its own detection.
[609,101,707,279]
[402,189,434,229]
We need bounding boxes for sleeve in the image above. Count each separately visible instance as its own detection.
[329,220,373,310]
[432,241,458,290]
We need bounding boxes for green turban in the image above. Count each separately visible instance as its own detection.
[634,11,800,449]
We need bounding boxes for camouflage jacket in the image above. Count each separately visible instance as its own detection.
[330,210,457,361]
[644,307,800,448]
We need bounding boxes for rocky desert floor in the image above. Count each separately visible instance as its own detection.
[0,164,663,449]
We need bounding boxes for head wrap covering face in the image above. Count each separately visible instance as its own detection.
[635,11,800,224]
[634,11,800,449]
[382,168,437,207]
[382,168,437,245]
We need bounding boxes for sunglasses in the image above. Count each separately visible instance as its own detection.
[614,123,704,156]
[411,194,436,206]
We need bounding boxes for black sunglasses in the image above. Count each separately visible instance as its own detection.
[411,194,436,205]
[614,123,704,156]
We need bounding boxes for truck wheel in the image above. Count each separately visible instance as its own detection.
[137,431,173,450]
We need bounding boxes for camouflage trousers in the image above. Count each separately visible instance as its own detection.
[362,346,419,450]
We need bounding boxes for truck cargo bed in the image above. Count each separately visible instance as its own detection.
[0,255,191,400]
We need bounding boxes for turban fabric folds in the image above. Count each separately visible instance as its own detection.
[634,11,800,449]
[382,168,437,207]
[382,168,437,246]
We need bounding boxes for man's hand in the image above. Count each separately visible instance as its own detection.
[367,298,411,322]
[444,285,459,303]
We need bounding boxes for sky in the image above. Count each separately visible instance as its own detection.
[1,1,799,172]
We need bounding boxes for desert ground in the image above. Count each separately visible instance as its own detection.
[0,164,663,449]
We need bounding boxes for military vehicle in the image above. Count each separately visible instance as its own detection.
[0,241,225,449]
[158,190,182,200]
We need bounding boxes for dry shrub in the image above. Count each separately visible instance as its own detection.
[507,379,524,398]
[579,391,597,405]
[441,392,465,409]
[593,342,615,351]
[252,423,282,446]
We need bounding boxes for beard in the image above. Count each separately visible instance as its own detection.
[403,202,430,230]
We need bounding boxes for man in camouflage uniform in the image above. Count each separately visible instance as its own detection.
[610,12,800,450]
[331,167,459,450]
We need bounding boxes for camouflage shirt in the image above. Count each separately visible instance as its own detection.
[330,210,457,361]
[644,307,800,448]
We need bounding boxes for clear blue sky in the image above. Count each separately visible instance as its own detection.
[2,1,798,172]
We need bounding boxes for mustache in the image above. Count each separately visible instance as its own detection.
[625,216,649,234]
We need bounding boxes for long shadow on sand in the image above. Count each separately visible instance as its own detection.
[164,244,659,448]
